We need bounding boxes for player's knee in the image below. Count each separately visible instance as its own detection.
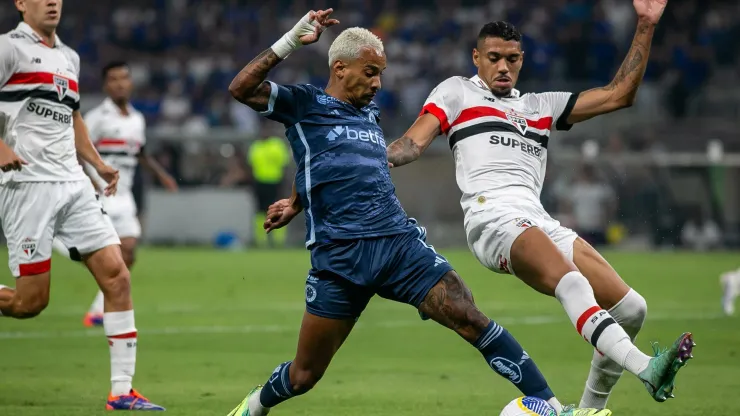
[290,366,325,393]
[101,263,132,301]
[618,289,647,328]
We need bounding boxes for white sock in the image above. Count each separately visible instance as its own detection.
[547,397,563,414]
[555,272,651,376]
[52,238,71,259]
[580,289,647,408]
[248,388,270,416]
[104,310,137,396]
[89,290,105,315]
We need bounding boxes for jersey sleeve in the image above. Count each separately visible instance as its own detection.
[536,91,580,131]
[259,82,313,125]
[419,77,464,135]
[0,35,17,87]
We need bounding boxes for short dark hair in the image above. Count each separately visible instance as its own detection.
[101,61,129,79]
[478,21,522,43]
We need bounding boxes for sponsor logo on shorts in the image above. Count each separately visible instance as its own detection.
[490,357,522,384]
[21,238,36,258]
[514,218,533,228]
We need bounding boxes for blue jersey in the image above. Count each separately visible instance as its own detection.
[261,81,414,247]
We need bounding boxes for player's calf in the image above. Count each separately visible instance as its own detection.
[419,272,556,405]
[0,273,51,319]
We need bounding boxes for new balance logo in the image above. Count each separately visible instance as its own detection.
[326,125,384,146]
[434,256,447,267]
[31,57,41,64]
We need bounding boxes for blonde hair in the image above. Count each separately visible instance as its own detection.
[327,27,384,67]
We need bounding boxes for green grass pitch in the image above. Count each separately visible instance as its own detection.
[1,248,739,415]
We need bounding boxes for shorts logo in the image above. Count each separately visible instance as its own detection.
[53,75,69,101]
[490,357,522,384]
[498,255,511,274]
[305,283,317,303]
[514,218,533,228]
[506,110,528,135]
[477,195,486,204]
[21,238,36,258]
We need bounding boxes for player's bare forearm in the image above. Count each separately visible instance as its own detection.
[72,111,104,169]
[289,179,302,211]
[568,18,655,124]
[140,154,168,182]
[387,113,441,167]
[387,136,422,168]
[228,48,282,111]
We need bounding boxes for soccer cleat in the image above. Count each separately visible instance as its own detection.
[721,272,738,316]
[560,405,612,416]
[106,389,165,411]
[83,312,104,327]
[227,386,268,416]
[638,332,695,402]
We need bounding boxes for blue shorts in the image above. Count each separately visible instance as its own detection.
[305,226,454,320]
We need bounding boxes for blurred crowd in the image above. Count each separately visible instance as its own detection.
[1,0,738,134]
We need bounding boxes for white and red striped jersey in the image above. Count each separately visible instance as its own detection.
[420,75,577,216]
[84,98,146,194]
[0,22,84,183]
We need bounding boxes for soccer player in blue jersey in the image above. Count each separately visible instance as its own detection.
[225,9,608,416]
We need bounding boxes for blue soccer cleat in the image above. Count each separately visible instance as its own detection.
[106,389,165,411]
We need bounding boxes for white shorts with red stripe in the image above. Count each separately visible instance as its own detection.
[465,197,578,276]
[0,180,120,277]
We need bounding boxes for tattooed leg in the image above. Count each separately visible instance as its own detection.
[418,271,556,400]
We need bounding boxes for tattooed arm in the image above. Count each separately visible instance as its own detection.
[386,113,441,168]
[567,1,667,125]
[228,49,282,112]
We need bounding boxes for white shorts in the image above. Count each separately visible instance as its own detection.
[0,181,120,277]
[100,192,141,239]
[465,204,578,276]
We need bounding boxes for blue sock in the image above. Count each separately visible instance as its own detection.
[474,321,554,400]
[259,361,304,408]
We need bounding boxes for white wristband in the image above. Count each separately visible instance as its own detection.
[271,32,301,59]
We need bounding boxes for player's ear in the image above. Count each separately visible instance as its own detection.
[15,0,26,15]
[472,48,481,69]
[332,60,346,79]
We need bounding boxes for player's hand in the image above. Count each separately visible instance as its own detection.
[0,145,27,172]
[160,175,179,192]
[298,9,340,45]
[264,198,301,233]
[633,0,667,25]
[96,164,120,196]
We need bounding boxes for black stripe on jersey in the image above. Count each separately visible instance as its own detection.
[98,151,138,157]
[0,89,79,111]
[448,121,549,150]
[555,91,581,131]
[589,317,616,348]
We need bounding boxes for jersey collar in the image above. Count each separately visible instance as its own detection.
[16,21,62,48]
[103,97,135,116]
[470,75,520,98]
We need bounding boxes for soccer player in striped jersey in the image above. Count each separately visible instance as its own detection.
[0,0,163,410]
[52,61,178,328]
[387,0,694,410]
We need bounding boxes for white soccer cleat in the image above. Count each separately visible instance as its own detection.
[721,271,739,316]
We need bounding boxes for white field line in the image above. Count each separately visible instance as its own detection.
[0,311,723,340]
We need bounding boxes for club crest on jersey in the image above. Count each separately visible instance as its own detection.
[21,238,36,258]
[506,110,528,135]
[53,75,69,101]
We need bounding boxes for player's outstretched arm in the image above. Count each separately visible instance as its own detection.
[387,113,441,168]
[73,111,119,196]
[228,9,339,111]
[138,149,178,192]
[566,0,667,125]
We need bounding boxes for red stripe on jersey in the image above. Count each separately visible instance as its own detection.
[451,106,553,130]
[420,103,451,134]
[109,331,138,339]
[19,259,51,276]
[576,306,603,335]
[97,138,129,147]
[6,72,79,93]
